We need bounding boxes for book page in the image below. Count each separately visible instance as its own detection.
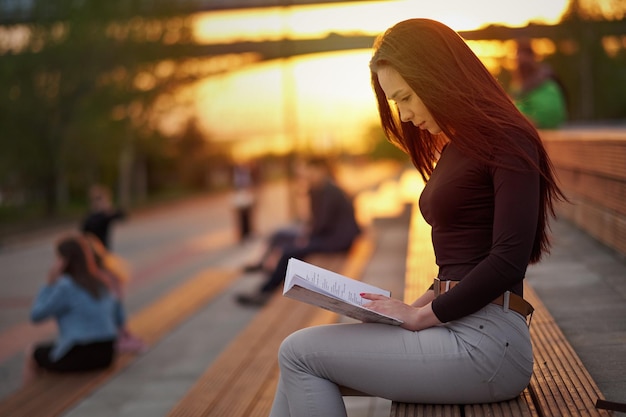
[284,258,390,303]
[283,258,403,325]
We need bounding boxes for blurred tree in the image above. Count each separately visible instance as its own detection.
[557,0,626,121]
[172,117,213,190]
[0,0,209,216]
[500,0,626,122]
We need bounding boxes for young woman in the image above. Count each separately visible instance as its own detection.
[24,234,124,382]
[268,19,565,416]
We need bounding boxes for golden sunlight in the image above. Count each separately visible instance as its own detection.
[196,49,377,155]
[193,0,569,44]
[190,0,572,158]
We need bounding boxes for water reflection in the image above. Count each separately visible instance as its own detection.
[186,0,576,158]
[192,0,569,43]
[193,49,378,159]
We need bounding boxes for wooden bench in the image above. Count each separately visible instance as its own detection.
[166,203,615,417]
[0,268,238,417]
[166,232,375,417]
[388,205,614,417]
[388,284,613,417]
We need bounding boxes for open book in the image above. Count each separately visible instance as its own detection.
[283,258,403,326]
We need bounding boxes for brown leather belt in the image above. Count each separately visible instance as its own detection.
[434,278,535,318]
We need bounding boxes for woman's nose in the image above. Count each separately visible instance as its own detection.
[399,108,412,123]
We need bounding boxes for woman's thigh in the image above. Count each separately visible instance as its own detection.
[279,305,532,404]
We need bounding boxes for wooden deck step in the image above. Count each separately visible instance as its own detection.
[0,268,238,417]
[524,284,612,417]
[167,233,375,417]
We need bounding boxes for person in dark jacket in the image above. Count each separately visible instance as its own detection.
[81,184,125,250]
[236,156,361,307]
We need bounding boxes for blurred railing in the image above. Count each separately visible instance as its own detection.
[542,128,626,258]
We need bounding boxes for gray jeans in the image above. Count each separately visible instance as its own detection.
[269,304,533,417]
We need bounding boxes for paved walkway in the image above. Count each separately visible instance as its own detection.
[1,166,625,416]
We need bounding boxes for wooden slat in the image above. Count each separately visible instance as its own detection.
[391,402,462,417]
[0,269,238,417]
[524,284,613,417]
[464,392,536,417]
[205,300,318,417]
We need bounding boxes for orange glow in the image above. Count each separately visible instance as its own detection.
[195,50,378,155]
[602,35,626,58]
[193,0,569,44]
[190,0,572,157]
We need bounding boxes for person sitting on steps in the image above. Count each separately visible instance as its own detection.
[23,234,124,384]
[236,156,361,307]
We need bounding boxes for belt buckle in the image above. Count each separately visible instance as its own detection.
[503,291,510,312]
[434,278,453,297]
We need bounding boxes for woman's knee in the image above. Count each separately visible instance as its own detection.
[277,327,322,373]
[278,329,304,366]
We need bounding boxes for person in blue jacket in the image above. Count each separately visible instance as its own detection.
[23,234,124,383]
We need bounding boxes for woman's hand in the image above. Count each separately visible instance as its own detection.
[361,293,442,331]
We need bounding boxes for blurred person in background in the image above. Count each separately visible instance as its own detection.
[510,38,568,129]
[81,184,126,250]
[23,234,124,383]
[236,156,361,307]
[85,234,146,354]
[232,162,258,243]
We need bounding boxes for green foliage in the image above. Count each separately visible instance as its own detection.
[557,3,626,121]
[0,0,205,215]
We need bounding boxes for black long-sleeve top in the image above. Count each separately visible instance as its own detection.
[81,209,126,250]
[419,139,540,323]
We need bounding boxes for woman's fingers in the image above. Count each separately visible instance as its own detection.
[360,292,388,301]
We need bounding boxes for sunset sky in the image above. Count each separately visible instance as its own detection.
[187,0,571,159]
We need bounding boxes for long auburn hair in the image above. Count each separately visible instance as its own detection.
[57,235,108,298]
[369,18,566,263]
